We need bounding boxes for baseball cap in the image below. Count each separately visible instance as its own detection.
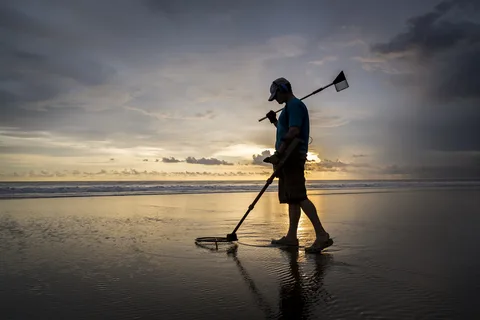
[268,77,291,101]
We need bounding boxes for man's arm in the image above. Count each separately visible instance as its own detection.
[277,126,300,154]
[277,100,303,155]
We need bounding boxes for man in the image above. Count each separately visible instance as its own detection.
[263,77,333,253]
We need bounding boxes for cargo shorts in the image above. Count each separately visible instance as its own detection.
[277,152,308,204]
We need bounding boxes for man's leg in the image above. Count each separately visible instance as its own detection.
[285,203,301,240]
[281,155,307,241]
[272,167,299,245]
[300,198,329,241]
[301,197,333,252]
[288,154,330,246]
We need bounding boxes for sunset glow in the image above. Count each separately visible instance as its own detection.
[1,0,479,181]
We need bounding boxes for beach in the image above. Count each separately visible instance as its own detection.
[1,184,479,319]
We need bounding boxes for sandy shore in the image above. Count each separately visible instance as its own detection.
[1,188,479,319]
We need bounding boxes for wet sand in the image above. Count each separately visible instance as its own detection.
[1,188,479,319]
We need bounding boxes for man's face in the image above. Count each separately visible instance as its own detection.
[274,91,288,104]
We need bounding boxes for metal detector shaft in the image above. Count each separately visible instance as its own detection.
[258,82,334,122]
[229,172,276,236]
[228,138,301,238]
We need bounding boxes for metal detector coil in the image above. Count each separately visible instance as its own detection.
[195,236,232,250]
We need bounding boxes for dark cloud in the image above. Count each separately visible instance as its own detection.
[369,0,480,155]
[0,103,161,146]
[352,154,368,158]
[372,1,475,58]
[374,2,479,72]
[185,157,233,165]
[162,157,181,163]
[371,0,480,102]
[0,3,117,109]
[0,0,176,149]
[0,3,50,36]
[0,0,286,157]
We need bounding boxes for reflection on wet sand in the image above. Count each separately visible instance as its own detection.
[195,242,334,319]
[276,247,334,319]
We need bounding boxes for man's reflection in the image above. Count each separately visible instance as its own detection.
[277,247,333,319]
[227,244,333,319]
[277,247,305,318]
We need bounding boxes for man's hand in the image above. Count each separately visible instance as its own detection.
[266,110,277,124]
[263,151,282,166]
[263,152,282,177]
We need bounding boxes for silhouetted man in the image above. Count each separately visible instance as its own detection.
[264,77,333,253]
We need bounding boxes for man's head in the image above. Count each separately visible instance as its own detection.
[268,77,293,104]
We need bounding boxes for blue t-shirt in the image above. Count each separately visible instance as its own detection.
[275,97,309,155]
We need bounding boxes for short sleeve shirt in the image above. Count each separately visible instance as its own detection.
[275,97,309,155]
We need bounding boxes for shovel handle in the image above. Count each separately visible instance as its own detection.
[258,83,333,122]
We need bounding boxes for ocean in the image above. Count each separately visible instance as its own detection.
[1,179,479,199]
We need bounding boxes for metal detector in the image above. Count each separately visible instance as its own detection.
[195,138,302,245]
[258,70,349,122]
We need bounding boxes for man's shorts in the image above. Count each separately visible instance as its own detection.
[277,152,308,204]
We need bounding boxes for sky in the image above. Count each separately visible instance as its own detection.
[1,0,479,180]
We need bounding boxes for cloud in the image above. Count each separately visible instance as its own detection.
[361,0,480,157]
[0,3,118,110]
[369,0,480,101]
[309,56,338,66]
[266,34,308,58]
[0,0,318,165]
[0,168,271,180]
[305,158,372,173]
[309,113,351,128]
[162,157,181,163]
[306,159,347,172]
[350,56,407,74]
[185,157,233,165]
[371,0,478,59]
[4,0,477,181]
[194,110,216,119]
[252,150,272,166]
[352,154,368,158]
